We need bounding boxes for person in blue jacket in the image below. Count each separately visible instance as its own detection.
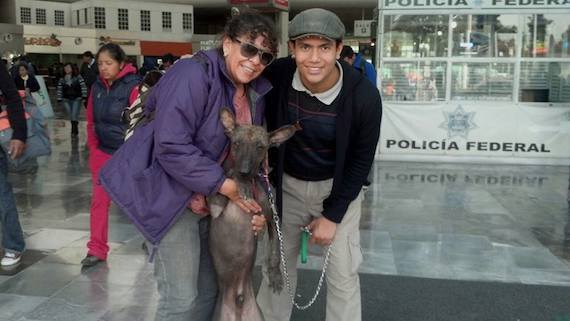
[340,45,377,86]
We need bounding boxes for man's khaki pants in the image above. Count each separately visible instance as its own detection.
[257,174,363,321]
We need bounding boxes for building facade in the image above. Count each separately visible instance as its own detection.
[2,0,195,69]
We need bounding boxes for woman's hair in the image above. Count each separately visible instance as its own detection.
[64,62,80,77]
[222,11,278,54]
[18,63,29,71]
[96,43,127,64]
[140,70,163,90]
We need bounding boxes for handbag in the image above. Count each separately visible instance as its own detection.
[0,96,52,168]
[31,76,55,118]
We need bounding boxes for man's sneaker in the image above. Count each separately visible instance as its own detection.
[1,251,22,266]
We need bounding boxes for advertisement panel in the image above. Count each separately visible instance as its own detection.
[379,103,570,164]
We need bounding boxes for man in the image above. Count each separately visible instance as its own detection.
[257,8,382,321]
[0,59,27,266]
[80,51,98,97]
[340,45,377,86]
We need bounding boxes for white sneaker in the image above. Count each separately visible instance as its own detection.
[1,251,22,266]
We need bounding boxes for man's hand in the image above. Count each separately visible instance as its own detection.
[307,217,337,246]
[8,139,25,160]
[219,178,262,214]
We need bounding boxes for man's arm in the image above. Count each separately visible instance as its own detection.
[323,86,382,223]
[310,83,382,246]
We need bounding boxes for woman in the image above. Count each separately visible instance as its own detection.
[139,12,277,321]
[14,63,40,94]
[56,63,87,136]
[81,43,141,267]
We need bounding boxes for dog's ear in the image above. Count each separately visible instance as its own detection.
[269,122,301,147]
[220,107,235,134]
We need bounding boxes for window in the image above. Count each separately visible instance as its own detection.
[54,10,64,26]
[452,14,518,58]
[76,10,80,25]
[183,13,192,32]
[162,11,172,31]
[36,8,46,25]
[383,15,448,58]
[381,62,447,101]
[519,62,570,103]
[140,10,151,31]
[84,8,88,24]
[94,7,105,29]
[118,8,129,30]
[522,14,570,58]
[20,7,31,24]
[451,63,514,101]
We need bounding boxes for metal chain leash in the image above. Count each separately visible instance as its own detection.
[264,176,332,310]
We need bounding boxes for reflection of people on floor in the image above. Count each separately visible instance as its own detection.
[62,137,83,217]
[564,172,570,245]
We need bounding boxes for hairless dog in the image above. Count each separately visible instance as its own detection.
[208,108,299,321]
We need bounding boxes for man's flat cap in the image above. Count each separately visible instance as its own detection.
[289,8,345,41]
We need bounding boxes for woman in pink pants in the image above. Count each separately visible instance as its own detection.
[82,43,140,267]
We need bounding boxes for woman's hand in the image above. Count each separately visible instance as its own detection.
[251,214,266,235]
[219,178,262,214]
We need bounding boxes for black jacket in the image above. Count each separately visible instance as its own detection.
[265,57,382,224]
[0,61,27,142]
[80,60,98,92]
[14,75,40,92]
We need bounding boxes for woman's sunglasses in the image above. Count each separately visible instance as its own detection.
[234,39,275,66]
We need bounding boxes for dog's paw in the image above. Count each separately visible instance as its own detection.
[267,266,284,293]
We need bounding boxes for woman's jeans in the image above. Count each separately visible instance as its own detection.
[152,212,218,321]
[63,98,81,122]
[0,148,25,253]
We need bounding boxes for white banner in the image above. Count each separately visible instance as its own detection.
[379,102,570,164]
[381,0,570,10]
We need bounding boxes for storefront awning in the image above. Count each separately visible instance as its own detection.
[140,41,192,57]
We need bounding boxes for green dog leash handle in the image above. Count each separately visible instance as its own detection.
[300,226,310,264]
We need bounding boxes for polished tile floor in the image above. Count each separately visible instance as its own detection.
[1,114,569,321]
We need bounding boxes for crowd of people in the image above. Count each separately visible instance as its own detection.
[0,8,381,321]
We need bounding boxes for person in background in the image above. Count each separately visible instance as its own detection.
[10,56,37,81]
[257,9,382,321]
[14,63,40,94]
[160,53,176,71]
[57,63,88,136]
[81,43,141,268]
[80,51,98,98]
[0,59,27,266]
[340,45,377,86]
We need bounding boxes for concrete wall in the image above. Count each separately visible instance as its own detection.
[0,0,17,24]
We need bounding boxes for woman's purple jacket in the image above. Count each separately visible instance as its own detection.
[99,49,272,247]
